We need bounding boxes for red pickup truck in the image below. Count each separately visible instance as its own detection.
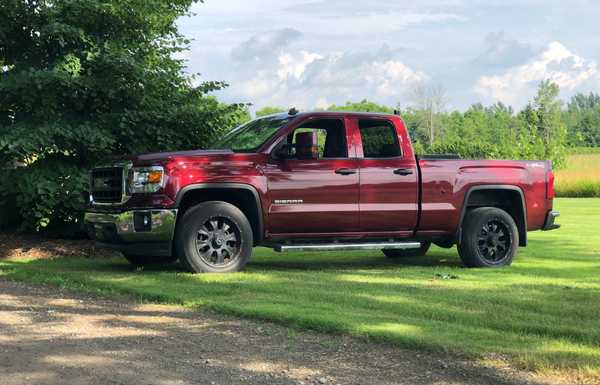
[85,110,560,272]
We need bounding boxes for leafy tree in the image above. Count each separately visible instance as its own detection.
[256,106,286,117]
[564,93,600,146]
[398,107,422,144]
[0,0,246,233]
[530,80,567,167]
[327,99,394,113]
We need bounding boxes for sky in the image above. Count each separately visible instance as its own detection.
[177,0,600,113]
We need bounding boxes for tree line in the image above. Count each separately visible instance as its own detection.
[256,82,600,170]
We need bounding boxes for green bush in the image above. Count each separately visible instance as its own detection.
[0,192,18,230]
[1,159,89,234]
[0,0,248,236]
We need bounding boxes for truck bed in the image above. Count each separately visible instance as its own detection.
[417,158,552,237]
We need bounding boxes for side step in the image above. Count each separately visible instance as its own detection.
[274,242,422,253]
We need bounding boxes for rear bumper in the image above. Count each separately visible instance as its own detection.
[542,210,560,231]
[84,209,177,256]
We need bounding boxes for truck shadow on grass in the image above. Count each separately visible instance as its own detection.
[79,247,464,273]
[244,235,597,273]
[246,251,464,271]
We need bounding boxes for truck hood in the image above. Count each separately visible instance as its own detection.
[130,149,235,163]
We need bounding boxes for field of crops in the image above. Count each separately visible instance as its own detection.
[555,151,600,197]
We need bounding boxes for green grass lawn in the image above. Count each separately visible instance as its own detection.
[1,198,599,378]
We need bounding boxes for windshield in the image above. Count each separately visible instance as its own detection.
[210,115,292,152]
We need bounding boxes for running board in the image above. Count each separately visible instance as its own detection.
[273,242,422,253]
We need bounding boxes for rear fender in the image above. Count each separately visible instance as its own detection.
[458,185,527,247]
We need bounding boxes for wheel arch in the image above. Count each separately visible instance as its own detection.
[458,185,527,247]
[174,183,264,244]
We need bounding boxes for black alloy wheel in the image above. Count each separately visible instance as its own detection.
[476,219,512,263]
[458,207,518,268]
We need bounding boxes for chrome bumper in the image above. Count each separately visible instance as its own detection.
[84,209,177,256]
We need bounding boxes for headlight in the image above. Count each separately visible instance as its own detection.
[128,166,164,194]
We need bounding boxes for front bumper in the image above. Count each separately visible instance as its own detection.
[84,209,178,256]
[542,210,560,231]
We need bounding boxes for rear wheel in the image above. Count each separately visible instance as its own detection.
[383,242,431,258]
[458,207,518,268]
[122,254,177,266]
[176,201,253,273]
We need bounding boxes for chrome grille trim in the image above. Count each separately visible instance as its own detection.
[90,162,132,206]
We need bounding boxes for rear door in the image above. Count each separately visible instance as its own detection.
[352,117,419,234]
[264,117,360,235]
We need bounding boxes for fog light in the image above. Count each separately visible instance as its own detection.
[134,212,152,232]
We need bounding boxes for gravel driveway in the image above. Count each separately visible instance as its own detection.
[0,278,566,385]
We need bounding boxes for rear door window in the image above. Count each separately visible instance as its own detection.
[358,119,401,158]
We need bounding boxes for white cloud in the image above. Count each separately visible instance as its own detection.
[231,48,428,109]
[475,42,598,106]
[277,51,324,80]
[368,60,427,97]
[315,97,330,109]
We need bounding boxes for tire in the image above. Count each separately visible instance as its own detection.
[458,207,518,268]
[123,254,177,266]
[175,201,253,273]
[383,242,431,258]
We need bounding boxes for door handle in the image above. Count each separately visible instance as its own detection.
[335,168,357,175]
[393,168,414,176]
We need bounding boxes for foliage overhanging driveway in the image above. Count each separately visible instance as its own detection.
[1,198,599,382]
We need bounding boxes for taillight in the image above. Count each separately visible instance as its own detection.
[547,171,555,199]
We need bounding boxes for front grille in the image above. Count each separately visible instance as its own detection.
[91,167,124,204]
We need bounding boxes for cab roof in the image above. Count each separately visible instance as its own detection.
[267,110,400,120]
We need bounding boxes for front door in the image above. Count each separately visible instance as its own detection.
[264,118,359,235]
[353,117,419,234]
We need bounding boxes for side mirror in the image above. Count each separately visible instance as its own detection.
[274,143,293,159]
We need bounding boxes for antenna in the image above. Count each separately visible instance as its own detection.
[288,107,299,116]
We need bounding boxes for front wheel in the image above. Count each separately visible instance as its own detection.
[176,201,253,273]
[458,207,518,268]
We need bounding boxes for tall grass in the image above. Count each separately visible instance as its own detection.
[555,152,600,197]
[566,146,600,155]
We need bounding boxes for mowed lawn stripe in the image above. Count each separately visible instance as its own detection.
[1,198,599,377]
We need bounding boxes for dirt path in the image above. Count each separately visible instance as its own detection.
[0,278,565,385]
